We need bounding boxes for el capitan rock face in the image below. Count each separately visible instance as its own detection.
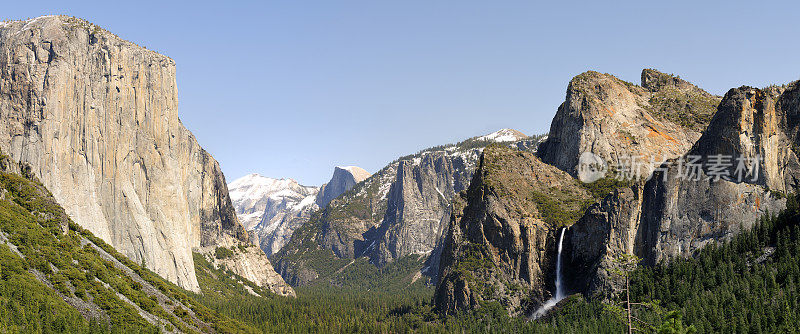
[0,16,291,295]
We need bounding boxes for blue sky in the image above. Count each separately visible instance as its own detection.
[5,1,800,185]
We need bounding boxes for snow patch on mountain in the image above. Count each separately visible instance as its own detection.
[477,128,528,142]
[229,174,319,256]
[229,174,317,230]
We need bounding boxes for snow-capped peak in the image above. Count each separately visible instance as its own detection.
[229,174,308,203]
[477,128,527,143]
[228,173,319,232]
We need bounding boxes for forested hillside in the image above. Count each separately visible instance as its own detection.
[629,194,800,333]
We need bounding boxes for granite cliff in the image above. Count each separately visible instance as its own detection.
[228,166,370,259]
[0,152,251,332]
[229,174,319,257]
[0,16,291,295]
[316,166,370,208]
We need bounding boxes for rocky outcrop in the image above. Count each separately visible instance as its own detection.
[0,16,289,294]
[0,153,241,332]
[509,134,548,153]
[635,83,800,265]
[537,70,719,181]
[435,146,591,316]
[435,71,796,315]
[255,207,318,258]
[691,85,800,192]
[315,166,370,208]
[229,174,319,256]
[196,242,295,297]
[368,130,534,266]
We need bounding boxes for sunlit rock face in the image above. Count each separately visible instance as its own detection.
[538,69,718,179]
[274,130,530,287]
[435,146,591,316]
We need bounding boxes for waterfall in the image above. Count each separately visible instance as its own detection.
[531,227,567,319]
[554,227,566,300]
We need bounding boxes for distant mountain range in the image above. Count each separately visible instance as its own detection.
[229,166,370,257]
[229,129,537,260]
[234,128,540,286]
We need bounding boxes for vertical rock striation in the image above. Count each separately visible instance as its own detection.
[369,151,473,266]
[563,185,645,300]
[274,130,529,286]
[436,70,796,315]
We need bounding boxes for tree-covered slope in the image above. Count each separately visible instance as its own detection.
[0,152,257,333]
[628,194,800,333]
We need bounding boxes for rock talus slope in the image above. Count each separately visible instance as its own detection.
[0,16,291,294]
